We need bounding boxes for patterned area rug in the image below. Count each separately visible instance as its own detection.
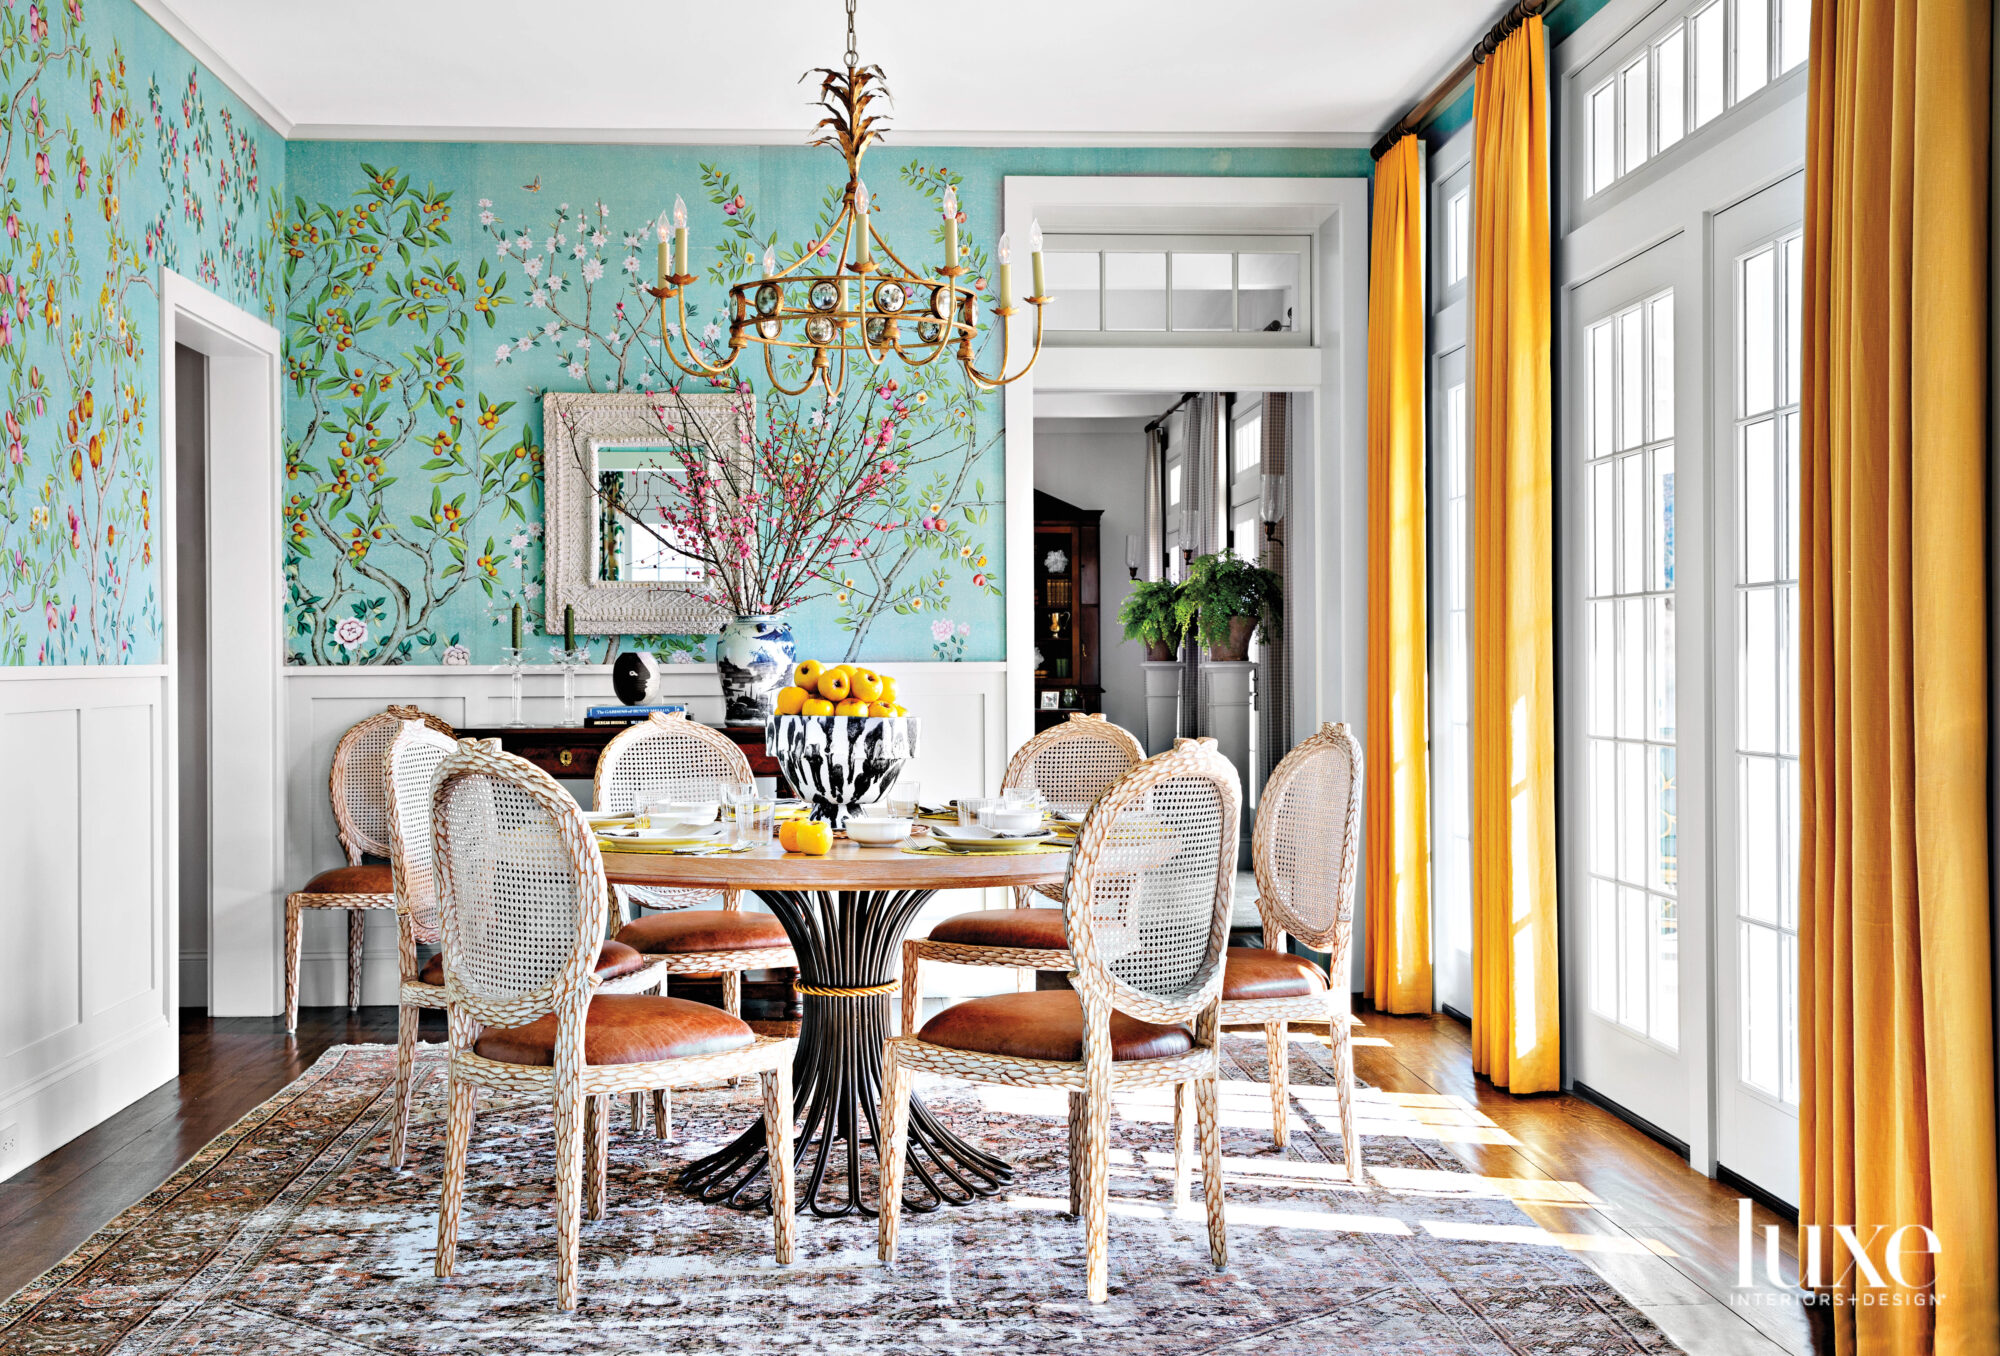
[2,1034,1679,1355]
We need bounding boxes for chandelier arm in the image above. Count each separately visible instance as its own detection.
[762,343,820,398]
[962,304,1048,389]
[867,222,933,287]
[652,295,735,381]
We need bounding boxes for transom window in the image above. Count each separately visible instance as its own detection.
[1587,0,1809,197]
[1042,234,1310,342]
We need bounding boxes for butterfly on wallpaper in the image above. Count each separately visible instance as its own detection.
[523,176,541,193]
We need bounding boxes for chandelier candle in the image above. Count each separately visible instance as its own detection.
[1030,219,1046,297]
[942,185,959,269]
[997,234,1014,310]
[854,180,873,269]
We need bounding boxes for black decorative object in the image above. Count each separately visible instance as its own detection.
[766,713,918,829]
[677,886,1011,1218]
[611,650,669,706]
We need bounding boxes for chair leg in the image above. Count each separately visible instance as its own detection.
[764,1061,796,1264]
[629,1092,644,1133]
[1066,1090,1086,1218]
[722,969,742,1018]
[552,1082,586,1310]
[1332,1019,1364,1185]
[900,942,921,1038]
[283,896,304,1034]
[1172,1081,1193,1211]
[1264,1020,1290,1148]
[1194,1073,1227,1270]
[1082,1074,1112,1303]
[584,1094,608,1221]
[877,1048,911,1263]
[346,909,366,1009]
[434,1072,476,1278]
[652,1088,671,1141]
[389,1003,419,1169]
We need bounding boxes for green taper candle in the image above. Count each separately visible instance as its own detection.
[511,601,523,650]
[563,604,576,651]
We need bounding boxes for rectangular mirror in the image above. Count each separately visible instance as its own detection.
[543,391,753,636]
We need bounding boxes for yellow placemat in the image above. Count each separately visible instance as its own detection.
[900,841,1071,858]
[596,836,747,855]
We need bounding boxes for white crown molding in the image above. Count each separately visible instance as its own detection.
[284,123,1377,151]
[129,0,296,138]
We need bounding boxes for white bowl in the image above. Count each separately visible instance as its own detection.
[643,799,718,829]
[983,807,1044,835]
[845,815,912,845]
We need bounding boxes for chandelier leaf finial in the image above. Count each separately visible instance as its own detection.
[645,0,1048,397]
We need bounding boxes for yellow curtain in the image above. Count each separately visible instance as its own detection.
[1468,15,1559,1095]
[1364,135,1434,1016]
[1799,0,1997,1349]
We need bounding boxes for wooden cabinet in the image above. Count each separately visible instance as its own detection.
[1032,490,1102,732]
[456,724,788,791]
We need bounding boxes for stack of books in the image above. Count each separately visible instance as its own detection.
[583,703,687,728]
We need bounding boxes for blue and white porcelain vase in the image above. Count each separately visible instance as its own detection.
[716,614,796,728]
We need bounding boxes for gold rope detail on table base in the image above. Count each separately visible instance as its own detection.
[793,979,901,998]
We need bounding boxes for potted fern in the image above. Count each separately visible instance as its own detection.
[1117,578,1184,661]
[1175,550,1282,661]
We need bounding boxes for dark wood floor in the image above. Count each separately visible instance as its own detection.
[0,1005,1828,1352]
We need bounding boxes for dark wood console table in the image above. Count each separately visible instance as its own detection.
[455,723,789,792]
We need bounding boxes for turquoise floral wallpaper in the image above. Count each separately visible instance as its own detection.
[1,0,1364,669]
[0,0,281,664]
[281,141,1367,667]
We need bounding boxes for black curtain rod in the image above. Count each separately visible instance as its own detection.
[1144,391,1199,433]
[1371,0,1557,161]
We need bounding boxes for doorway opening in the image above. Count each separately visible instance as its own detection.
[174,346,209,1006]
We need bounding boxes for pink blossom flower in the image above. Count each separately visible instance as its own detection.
[931,617,954,642]
[45,601,57,630]
[34,152,51,188]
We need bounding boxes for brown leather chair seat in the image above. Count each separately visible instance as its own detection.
[917,990,1192,1063]
[474,994,754,1066]
[1223,947,1330,1001]
[418,940,650,988]
[300,862,393,895]
[615,909,791,954]
[926,907,1068,951]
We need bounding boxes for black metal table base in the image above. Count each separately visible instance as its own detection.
[676,887,1014,1218]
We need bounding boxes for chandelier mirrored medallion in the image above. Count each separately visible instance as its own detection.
[648,0,1049,397]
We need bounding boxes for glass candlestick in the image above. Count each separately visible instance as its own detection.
[501,646,529,727]
[551,645,591,726]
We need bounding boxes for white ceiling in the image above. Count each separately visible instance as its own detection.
[147,0,1498,144]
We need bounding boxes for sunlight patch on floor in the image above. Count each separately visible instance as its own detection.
[1418,1219,1681,1256]
[1362,1165,1603,1205]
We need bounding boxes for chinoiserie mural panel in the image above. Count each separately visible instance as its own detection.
[281,142,1007,667]
[0,0,282,665]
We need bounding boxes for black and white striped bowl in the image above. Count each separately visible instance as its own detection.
[766,714,921,830]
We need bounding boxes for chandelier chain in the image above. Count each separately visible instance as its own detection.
[844,0,859,69]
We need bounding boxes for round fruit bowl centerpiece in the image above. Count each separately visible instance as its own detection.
[766,714,920,829]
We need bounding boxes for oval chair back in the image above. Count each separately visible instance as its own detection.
[330,704,455,865]
[594,710,753,814]
[1063,736,1241,1027]
[1251,721,1363,959]
[1003,713,1145,814]
[384,719,467,949]
[431,740,606,1033]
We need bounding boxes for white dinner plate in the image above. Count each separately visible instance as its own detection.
[930,825,1056,851]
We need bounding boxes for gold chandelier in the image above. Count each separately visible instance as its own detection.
[647,0,1048,397]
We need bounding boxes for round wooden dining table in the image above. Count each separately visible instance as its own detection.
[599,836,1069,1219]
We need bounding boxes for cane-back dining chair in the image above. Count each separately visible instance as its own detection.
[428,741,797,1310]
[900,714,1145,1023]
[880,736,1238,1304]
[383,725,666,1170]
[1218,721,1364,1178]
[597,712,798,1022]
[285,704,454,1033]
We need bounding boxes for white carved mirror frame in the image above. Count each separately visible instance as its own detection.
[541,390,755,637]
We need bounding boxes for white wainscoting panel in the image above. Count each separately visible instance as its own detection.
[0,671,173,1182]
[278,661,1020,1011]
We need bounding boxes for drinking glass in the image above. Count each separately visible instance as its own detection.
[737,797,778,845]
[958,796,993,829]
[720,779,754,828]
[886,779,921,819]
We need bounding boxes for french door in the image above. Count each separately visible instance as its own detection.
[1562,234,1710,1149]
[1710,173,1804,1204]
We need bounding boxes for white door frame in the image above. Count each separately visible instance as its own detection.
[998,173,1369,760]
[160,271,285,1017]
